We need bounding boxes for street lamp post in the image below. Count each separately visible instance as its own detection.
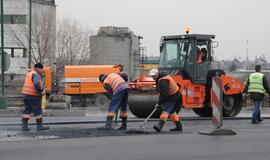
[28,0,32,68]
[1,0,5,96]
[0,0,7,109]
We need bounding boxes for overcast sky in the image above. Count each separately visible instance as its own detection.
[56,0,270,61]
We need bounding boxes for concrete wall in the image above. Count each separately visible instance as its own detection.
[90,26,141,80]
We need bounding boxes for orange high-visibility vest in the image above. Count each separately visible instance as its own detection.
[158,75,179,95]
[103,73,125,92]
[21,70,42,96]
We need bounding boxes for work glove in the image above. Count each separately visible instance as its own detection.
[155,104,160,109]
[243,92,250,97]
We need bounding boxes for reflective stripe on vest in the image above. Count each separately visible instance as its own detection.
[103,73,125,92]
[247,72,265,94]
[158,75,179,95]
[21,70,42,96]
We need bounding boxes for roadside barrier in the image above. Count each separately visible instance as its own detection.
[212,77,223,128]
[199,77,236,135]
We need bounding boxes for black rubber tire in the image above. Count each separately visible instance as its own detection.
[223,94,242,117]
[128,93,161,118]
[192,94,243,118]
[128,92,182,118]
[94,94,111,108]
[192,106,212,117]
[193,69,226,117]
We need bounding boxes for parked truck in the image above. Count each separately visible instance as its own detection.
[44,65,121,107]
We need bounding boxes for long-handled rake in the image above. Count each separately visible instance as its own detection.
[126,104,159,134]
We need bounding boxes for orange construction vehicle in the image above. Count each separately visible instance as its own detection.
[64,65,121,107]
[43,65,121,107]
[43,66,53,94]
[128,30,244,118]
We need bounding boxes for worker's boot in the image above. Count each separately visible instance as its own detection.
[257,112,263,123]
[153,120,165,132]
[36,118,50,131]
[118,117,127,130]
[251,119,259,124]
[97,116,114,130]
[170,121,183,132]
[22,118,30,132]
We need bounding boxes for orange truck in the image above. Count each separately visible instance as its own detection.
[44,65,121,107]
[64,65,121,107]
[44,66,53,93]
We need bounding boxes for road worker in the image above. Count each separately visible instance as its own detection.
[21,62,49,131]
[98,72,129,130]
[149,69,183,132]
[200,48,208,62]
[244,65,270,124]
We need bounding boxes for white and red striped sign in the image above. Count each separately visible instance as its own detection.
[211,77,223,128]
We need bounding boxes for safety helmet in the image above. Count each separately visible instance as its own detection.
[148,68,158,76]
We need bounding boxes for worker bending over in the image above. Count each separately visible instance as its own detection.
[149,69,183,132]
[21,62,49,131]
[98,73,129,130]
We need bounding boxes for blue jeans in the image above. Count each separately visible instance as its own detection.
[109,89,129,113]
[23,97,42,117]
[252,100,262,121]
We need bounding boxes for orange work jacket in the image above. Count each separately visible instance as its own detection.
[158,75,179,95]
[21,70,42,96]
[103,73,125,92]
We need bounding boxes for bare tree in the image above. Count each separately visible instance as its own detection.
[55,18,93,73]
[7,10,56,66]
[8,15,94,73]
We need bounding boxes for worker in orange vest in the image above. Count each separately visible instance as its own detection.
[21,62,49,131]
[149,70,183,132]
[98,72,129,130]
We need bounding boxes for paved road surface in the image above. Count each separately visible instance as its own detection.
[1,119,270,160]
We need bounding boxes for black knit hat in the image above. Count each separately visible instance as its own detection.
[255,65,261,72]
[34,62,43,68]
[99,74,107,82]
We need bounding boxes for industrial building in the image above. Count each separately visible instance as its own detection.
[90,26,142,81]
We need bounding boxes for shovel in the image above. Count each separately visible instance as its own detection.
[126,104,159,134]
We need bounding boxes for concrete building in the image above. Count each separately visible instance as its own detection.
[1,0,56,74]
[0,0,56,95]
[90,26,142,81]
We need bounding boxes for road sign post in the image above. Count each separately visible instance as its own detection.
[199,77,236,135]
[0,51,11,71]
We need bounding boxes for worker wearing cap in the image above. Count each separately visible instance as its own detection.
[244,65,270,124]
[149,69,183,132]
[21,62,49,131]
[98,72,129,130]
